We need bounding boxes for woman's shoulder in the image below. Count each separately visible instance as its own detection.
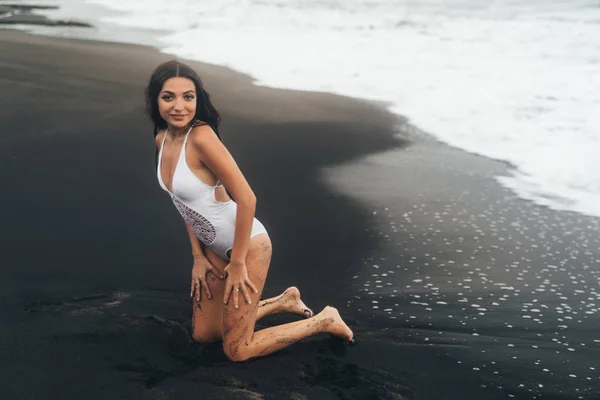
[190,119,209,129]
[188,122,223,156]
[189,121,216,141]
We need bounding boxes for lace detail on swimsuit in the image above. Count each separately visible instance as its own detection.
[172,197,216,245]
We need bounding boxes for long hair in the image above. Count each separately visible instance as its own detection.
[145,60,222,140]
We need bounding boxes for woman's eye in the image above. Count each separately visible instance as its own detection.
[185,95,195,100]
[161,95,172,101]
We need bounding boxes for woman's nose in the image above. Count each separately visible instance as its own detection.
[173,97,185,111]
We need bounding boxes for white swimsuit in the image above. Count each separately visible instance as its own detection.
[157,126,268,260]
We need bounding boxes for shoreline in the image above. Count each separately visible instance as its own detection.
[4,1,600,221]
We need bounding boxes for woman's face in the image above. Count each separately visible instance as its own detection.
[158,77,197,130]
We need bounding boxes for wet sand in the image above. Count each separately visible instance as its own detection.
[1,30,599,400]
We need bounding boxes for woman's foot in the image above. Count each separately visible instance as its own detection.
[282,286,314,318]
[319,306,354,342]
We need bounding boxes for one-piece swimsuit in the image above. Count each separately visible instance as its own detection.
[157,125,268,260]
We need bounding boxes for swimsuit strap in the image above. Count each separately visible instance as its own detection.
[183,124,193,142]
[161,128,168,152]
[158,129,169,182]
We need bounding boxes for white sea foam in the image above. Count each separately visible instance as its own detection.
[27,0,600,218]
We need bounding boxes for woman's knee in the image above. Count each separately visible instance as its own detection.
[222,338,251,362]
[192,326,220,344]
[191,312,221,344]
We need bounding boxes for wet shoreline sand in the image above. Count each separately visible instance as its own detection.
[1,30,599,399]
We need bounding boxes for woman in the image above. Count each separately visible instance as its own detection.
[146,61,353,362]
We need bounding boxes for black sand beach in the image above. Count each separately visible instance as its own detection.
[1,30,600,400]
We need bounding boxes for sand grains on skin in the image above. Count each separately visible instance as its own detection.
[281,286,314,318]
[319,306,354,343]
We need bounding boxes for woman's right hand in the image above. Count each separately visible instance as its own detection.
[191,257,225,303]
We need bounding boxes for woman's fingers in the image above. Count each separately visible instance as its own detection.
[191,278,200,301]
[224,281,258,309]
[233,287,240,309]
[202,276,212,300]
[195,278,202,302]
[207,266,225,280]
[246,279,259,295]
[240,285,252,305]
[223,282,233,305]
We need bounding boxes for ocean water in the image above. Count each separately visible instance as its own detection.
[26,0,600,218]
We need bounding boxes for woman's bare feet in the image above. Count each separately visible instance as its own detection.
[319,306,354,342]
[282,286,314,318]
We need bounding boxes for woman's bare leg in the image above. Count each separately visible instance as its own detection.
[222,235,353,362]
[256,287,313,321]
[191,258,313,343]
[191,271,226,344]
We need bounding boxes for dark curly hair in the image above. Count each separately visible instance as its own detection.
[145,60,222,140]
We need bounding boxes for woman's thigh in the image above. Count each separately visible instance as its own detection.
[191,248,228,343]
[221,234,272,356]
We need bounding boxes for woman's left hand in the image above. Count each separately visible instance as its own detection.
[223,261,259,309]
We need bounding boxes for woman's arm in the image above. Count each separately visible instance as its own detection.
[184,222,208,260]
[189,125,257,265]
[189,124,258,307]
